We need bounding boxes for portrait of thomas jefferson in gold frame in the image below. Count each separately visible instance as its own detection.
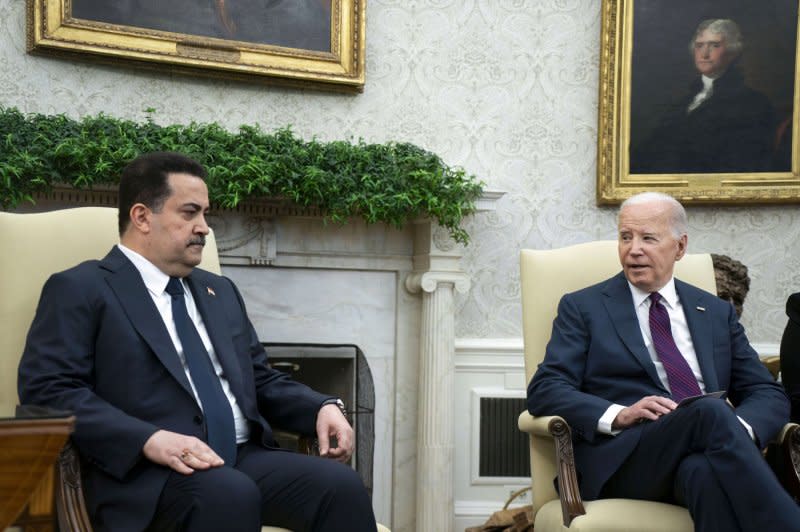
[597,0,800,204]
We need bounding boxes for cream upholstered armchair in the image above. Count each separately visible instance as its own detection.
[1,207,388,532]
[517,241,800,531]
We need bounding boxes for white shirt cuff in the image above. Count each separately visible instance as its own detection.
[737,415,755,441]
[598,404,626,435]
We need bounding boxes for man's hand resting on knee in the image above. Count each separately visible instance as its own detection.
[143,429,225,475]
[316,404,354,463]
[612,395,678,430]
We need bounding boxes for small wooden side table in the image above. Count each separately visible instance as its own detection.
[0,405,74,530]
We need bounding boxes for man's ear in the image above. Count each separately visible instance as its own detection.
[675,234,688,261]
[129,203,151,234]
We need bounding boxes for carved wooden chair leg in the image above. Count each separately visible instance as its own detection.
[548,417,586,526]
[55,439,93,532]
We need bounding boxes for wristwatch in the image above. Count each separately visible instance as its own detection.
[322,398,347,419]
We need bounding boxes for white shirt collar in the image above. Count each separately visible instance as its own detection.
[117,243,177,297]
[700,75,715,90]
[627,277,678,310]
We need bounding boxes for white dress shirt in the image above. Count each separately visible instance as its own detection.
[597,277,753,439]
[118,244,250,443]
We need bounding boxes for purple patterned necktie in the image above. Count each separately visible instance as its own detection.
[648,292,702,401]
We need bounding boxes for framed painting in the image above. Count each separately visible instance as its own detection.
[597,0,800,204]
[26,0,365,92]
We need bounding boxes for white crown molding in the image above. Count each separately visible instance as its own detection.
[454,338,525,373]
[455,337,524,355]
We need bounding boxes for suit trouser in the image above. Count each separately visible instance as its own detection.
[599,397,800,532]
[147,442,377,532]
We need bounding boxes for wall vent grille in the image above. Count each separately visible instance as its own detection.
[479,397,531,477]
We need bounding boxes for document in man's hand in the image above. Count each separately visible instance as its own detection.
[676,390,727,408]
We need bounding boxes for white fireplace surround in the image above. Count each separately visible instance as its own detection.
[211,195,501,532]
[24,189,502,532]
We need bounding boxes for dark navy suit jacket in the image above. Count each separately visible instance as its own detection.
[18,246,330,531]
[527,272,788,500]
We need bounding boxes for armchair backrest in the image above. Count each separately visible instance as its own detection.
[519,240,716,512]
[0,207,221,407]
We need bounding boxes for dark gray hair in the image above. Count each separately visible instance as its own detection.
[688,19,744,56]
[619,192,688,240]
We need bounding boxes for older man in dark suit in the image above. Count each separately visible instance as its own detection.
[528,192,800,531]
[18,152,377,532]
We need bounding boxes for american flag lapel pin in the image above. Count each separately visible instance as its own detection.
[696,306,705,312]
[207,286,216,297]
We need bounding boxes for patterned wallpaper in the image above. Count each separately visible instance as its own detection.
[3,0,799,345]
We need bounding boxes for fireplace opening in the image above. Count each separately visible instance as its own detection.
[264,343,375,497]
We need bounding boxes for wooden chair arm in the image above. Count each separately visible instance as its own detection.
[518,413,562,435]
[518,412,586,526]
[56,439,93,532]
[273,430,319,456]
[776,422,799,445]
[761,355,781,380]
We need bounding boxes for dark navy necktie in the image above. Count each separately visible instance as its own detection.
[648,292,702,402]
[165,277,236,464]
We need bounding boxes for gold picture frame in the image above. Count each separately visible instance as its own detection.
[597,0,800,204]
[26,0,365,92]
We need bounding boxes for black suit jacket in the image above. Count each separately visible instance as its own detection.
[631,65,776,174]
[528,272,788,499]
[18,246,330,531]
[780,292,800,422]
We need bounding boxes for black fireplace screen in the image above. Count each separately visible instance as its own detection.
[263,343,375,497]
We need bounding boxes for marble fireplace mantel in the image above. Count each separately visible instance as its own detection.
[22,187,503,532]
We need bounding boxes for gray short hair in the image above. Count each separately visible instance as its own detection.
[688,19,744,56]
[619,192,688,240]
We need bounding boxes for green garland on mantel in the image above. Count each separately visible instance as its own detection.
[0,107,484,244]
